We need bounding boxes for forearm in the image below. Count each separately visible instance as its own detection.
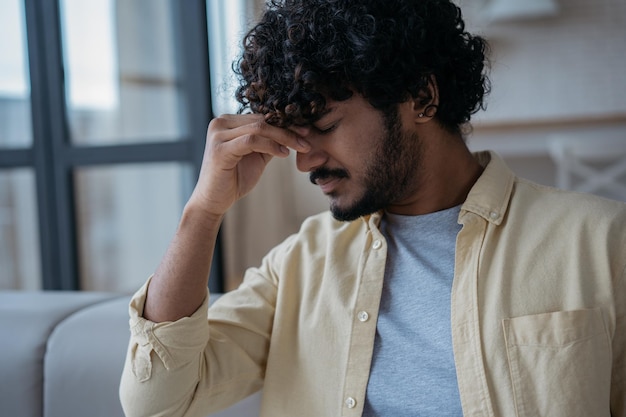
[140,113,308,318]
[143,201,223,322]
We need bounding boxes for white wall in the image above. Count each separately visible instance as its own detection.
[465,0,626,123]
[460,0,626,190]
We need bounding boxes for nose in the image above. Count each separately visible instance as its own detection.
[288,125,328,173]
[296,148,328,173]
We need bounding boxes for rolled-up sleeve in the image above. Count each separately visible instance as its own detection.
[120,269,276,417]
[120,277,212,417]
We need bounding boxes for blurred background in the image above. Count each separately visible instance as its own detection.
[1,0,624,293]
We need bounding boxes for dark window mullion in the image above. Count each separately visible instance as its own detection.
[28,0,79,290]
[0,149,33,167]
[176,0,213,171]
[66,141,194,167]
[24,0,61,290]
[44,0,80,290]
[176,0,223,292]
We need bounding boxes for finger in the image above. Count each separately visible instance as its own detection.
[218,133,291,160]
[228,121,310,153]
[214,113,264,128]
[211,115,310,153]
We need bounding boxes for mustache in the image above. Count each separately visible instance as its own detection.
[309,167,349,185]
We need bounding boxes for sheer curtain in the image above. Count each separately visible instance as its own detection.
[208,1,328,290]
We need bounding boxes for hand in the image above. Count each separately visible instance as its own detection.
[189,114,310,219]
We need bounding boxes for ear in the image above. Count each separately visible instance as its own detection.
[412,75,439,123]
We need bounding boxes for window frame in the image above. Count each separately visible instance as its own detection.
[0,0,223,291]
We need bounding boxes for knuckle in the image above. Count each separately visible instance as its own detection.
[241,133,255,145]
[209,115,227,129]
[252,120,266,131]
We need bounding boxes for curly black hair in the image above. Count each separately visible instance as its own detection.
[235,0,490,133]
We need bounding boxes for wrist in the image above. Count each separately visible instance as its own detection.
[180,199,224,232]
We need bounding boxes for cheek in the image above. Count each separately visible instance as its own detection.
[335,129,381,167]
[334,147,366,177]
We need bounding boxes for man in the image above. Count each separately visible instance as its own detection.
[120,0,626,416]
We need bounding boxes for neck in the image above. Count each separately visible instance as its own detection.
[387,130,483,216]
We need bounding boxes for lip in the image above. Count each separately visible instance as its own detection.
[316,177,343,194]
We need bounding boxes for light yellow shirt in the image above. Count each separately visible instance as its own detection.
[120,151,626,417]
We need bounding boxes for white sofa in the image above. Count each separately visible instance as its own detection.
[0,291,261,417]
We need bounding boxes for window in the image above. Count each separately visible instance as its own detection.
[0,0,39,289]
[0,0,222,292]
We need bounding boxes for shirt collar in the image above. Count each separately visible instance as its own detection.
[461,151,515,226]
[365,211,383,231]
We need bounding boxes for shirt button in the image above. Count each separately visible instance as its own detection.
[489,211,499,220]
[345,397,357,409]
[357,311,369,322]
[372,239,382,250]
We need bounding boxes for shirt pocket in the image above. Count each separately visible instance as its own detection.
[502,308,611,417]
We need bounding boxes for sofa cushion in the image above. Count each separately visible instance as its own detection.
[44,293,261,417]
[0,291,120,417]
[44,296,131,417]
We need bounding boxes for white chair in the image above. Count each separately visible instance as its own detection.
[548,135,626,201]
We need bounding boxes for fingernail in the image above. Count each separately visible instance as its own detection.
[297,138,310,150]
[280,145,290,155]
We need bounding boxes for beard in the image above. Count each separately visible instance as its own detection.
[310,108,423,222]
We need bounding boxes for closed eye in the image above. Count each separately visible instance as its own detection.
[315,123,338,135]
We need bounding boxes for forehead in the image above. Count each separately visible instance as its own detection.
[286,103,337,128]
[311,96,392,132]
[322,94,378,117]
[282,92,386,129]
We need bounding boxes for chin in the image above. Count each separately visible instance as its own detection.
[329,197,381,222]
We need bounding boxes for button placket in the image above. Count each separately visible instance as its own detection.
[340,227,384,416]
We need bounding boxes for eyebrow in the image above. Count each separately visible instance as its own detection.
[314,107,337,124]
